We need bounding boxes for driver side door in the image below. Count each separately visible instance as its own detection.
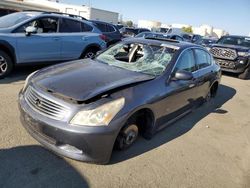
[14,17,61,63]
[158,49,200,126]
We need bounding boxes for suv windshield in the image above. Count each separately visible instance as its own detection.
[96,42,176,76]
[0,12,40,28]
[217,36,250,48]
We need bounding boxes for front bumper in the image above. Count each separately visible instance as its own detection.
[215,57,249,73]
[19,91,124,164]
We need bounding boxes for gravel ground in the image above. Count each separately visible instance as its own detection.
[0,68,249,188]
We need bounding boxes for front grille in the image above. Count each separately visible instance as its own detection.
[25,87,69,120]
[216,59,235,69]
[210,47,237,60]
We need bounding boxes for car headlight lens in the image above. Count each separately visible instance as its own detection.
[22,71,38,92]
[70,97,125,126]
[238,51,250,57]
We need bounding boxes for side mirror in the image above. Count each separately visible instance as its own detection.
[173,70,193,80]
[25,26,37,36]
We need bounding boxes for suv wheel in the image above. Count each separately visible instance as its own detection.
[82,48,99,59]
[238,66,250,80]
[0,50,13,79]
[115,123,139,150]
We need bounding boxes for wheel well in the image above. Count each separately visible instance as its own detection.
[0,44,15,64]
[125,108,155,139]
[210,81,218,98]
[80,45,101,58]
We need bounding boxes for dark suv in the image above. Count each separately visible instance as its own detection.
[209,35,250,79]
[19,38,221,164]
[91,20,122,46]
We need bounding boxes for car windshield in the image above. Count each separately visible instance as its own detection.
[96,42,177,76]
[217,36,250,48]
[0,12,40,28]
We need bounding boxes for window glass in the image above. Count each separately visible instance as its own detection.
[15,17,58,33]
[95,22,106,32]
[174,50,196,72]
[96,42,176,76]
[81,23,93,32]
[59,18,81,32]
[106,24,115,32]
[194,49,211,69]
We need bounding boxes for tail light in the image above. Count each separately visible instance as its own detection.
[99,34,107,42]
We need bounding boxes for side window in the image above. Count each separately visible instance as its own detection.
[59,18,81,33]
[106,24,115,32]
[15,17,58,33]
[194,49,212,69]
[95,22,106,32]
[174,49,196,72]
[81,23,93,32]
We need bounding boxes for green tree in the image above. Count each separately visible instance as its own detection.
[182,26,193,33]
[126,20,133,27]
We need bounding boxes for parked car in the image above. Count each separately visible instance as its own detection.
[19,37,221,164]
[195,37,217,47]
[191,34,202,43]
[0,11,106,78]
[120,27,150,37]
[91,20,122,46]
[208,35,250,79]
[135,32,184,41]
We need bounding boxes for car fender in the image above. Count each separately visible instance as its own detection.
[0,40,16,63]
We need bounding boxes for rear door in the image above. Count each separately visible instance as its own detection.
[193,48,214,99]
[15,17,61,63]
[59,18,93,60]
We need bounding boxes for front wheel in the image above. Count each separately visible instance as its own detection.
[238,66,250,80]
[0,50,13,79]
[115,124,139,150]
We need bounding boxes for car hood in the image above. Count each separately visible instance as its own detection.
[211,44,249,52]
[33,59,155,102]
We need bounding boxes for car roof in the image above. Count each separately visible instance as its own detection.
[221,35,250,38]
[124,37,199,49]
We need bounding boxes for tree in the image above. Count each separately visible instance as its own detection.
[126,20,133,27]
[182,26,193,33]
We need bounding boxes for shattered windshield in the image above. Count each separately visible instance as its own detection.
[96,42,177,76]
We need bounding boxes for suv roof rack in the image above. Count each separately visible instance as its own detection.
[144,36,180,43]
[23,10,87,20]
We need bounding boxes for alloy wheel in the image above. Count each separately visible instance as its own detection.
[0,56,7,76]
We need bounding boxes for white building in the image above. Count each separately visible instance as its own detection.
[137,20,161,30]
[23,0,119,23]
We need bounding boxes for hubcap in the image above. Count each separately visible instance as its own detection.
[125,130,137,145]
[86,52,95,59]
[0,56,7,75]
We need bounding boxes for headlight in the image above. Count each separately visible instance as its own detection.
[238,51,250,57]
[22,71,38,92]
[70,97,125,126]
[206,47,211,51]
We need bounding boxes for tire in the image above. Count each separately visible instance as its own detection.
[115,123,139,150]
[0,50,13,79]
[238,66,250,80]
[81,48,99,59]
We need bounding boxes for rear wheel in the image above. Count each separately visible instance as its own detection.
[115,123,139,150]
[0,50,13,79]
[81,48,99,59]
[238,66,250,80]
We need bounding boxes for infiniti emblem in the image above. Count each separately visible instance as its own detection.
[35,98,42,107]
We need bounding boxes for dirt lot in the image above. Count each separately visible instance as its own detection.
[0,68,250,188]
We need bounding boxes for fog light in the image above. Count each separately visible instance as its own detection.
[58,144,83,154]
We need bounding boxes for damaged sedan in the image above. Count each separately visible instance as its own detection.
[19,38,221,164]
